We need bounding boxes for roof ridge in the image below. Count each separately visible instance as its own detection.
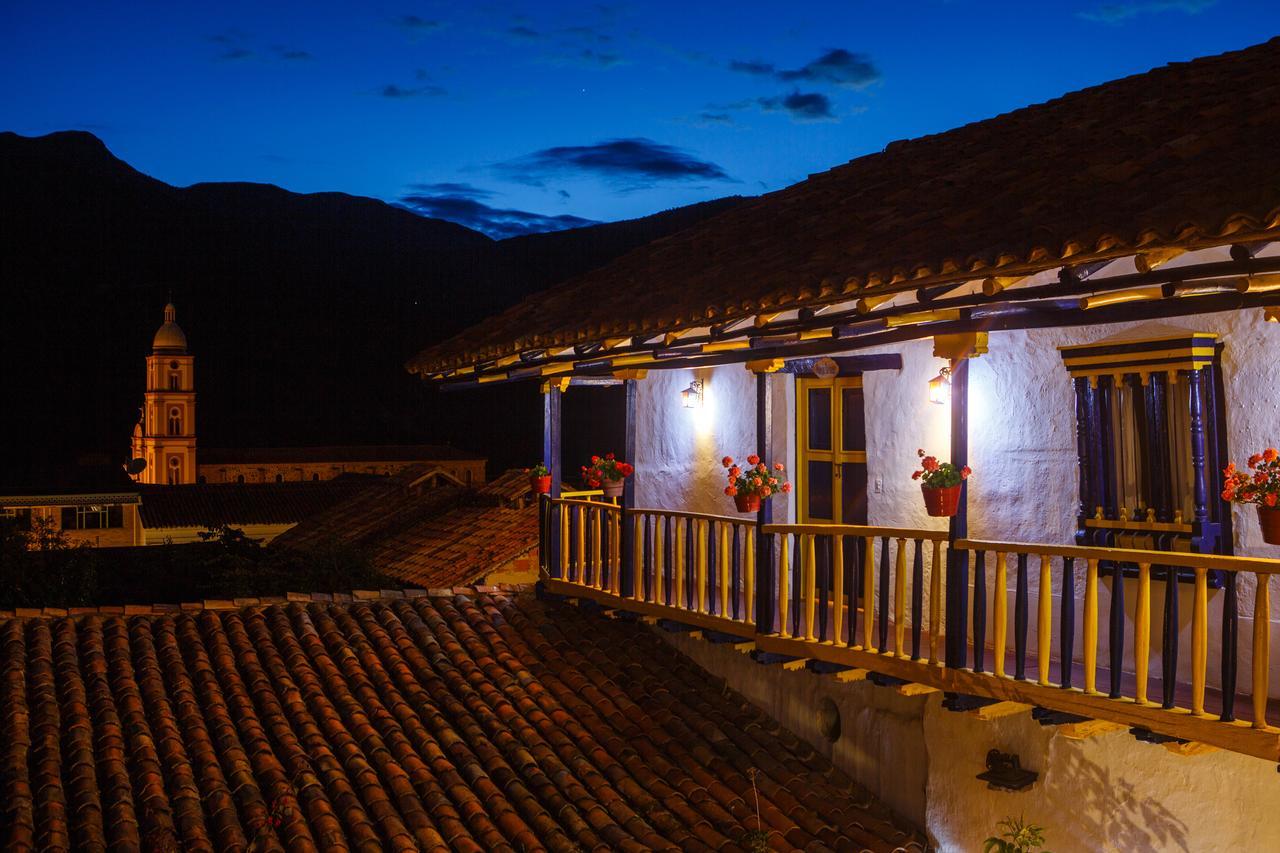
[0,582,538,620]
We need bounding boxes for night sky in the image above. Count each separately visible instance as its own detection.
[3,1,1272,238]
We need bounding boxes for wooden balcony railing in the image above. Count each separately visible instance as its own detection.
[538,499,1280,762]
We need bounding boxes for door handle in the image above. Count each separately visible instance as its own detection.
[833,465,841,479]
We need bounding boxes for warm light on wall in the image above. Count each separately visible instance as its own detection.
[928,367,952,405]
[682,379,705,408]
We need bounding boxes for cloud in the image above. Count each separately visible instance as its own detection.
[758,91,835,121]
[1078,0,1216,23]
[275,48,313,61]
[217,48,254,61]
[396,15,442,32]
[397,190,599,239]
[493,137,732,187]
[380,82,447,98]
[507,25,541,39]
[694,111,735,126]
[405,181,494,198]
[730,48,880,90]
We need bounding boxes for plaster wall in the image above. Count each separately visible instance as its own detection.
[656,626,1280,853]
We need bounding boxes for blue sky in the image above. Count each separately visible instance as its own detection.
[2,1,1274,238]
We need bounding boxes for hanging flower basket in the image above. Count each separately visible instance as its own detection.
[722,454,790,513]
[602,480,624,498]
[1222,448,1280,545]
[913,449,971,518]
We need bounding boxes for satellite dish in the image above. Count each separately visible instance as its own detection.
[126,458,148,476]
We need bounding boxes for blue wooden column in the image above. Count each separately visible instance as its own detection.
[619,376,639,597]
[542,380,564,577]
[945,356,970,668]
[752,364,779,632]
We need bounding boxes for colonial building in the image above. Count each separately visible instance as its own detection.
[127,303,487,487]
[407,39,1280,851]
[130,302,197,484]
[0,460,143,548]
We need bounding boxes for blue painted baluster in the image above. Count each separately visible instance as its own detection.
[732,524,742,621]
[640,514,651,600]
[1061,557,1076,688]
[946,548,970,668]
[878,536,891,652]
[707,520,718,614]
[1109,559,1125,699]
[911,539,924,661]
[1161,564,1179,709]
[972,550,987,672]
[1014,553,1029,680]
[1220,572,1239,721]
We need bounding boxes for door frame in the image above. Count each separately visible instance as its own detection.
[796,375,867,524]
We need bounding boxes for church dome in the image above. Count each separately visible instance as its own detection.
[152,302,187,352]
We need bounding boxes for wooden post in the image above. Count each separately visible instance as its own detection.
[754,370,776,632]
[619,378,638,597]
[946,357,970,668]
[542,383,564,576]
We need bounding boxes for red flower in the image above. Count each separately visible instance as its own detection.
[725,486,737,496]
[912,471,922,480]
[761,486,772,497]
[1248,454,1262,469]
[730,466,741,477]
[722,456,734,467]
[619,463,634,477]
[747,454,760,465]
[1266,448,1279,463]
[1267,493,1278,507]
[781,482,792,493]
[774,462,784,471]
[606,452,615,460]
[961,465,972,479]
[1222,488,1236,501]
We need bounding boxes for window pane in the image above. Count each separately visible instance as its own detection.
[841,463,868,524]
[807,388,832,451]
[807,461,833,520]
[841,387,866,452]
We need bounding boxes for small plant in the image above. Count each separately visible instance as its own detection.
[740,768,770,853]
[1222,448,1279,507]
[581,453,633,487]
[983,816,1052,853]
[722,454,791,500]
[526,462,550,478]
[912,448,971,488]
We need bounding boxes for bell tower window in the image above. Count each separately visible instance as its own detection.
[168,407,182,436]
[167,457,181,485]
[169,373,180,390]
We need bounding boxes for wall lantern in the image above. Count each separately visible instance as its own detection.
[976,749,1038,791]
[928,366,952,405]
[681,379,705,409]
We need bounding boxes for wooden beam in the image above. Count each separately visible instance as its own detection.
[1135,248,1187,273]
[779,353,903,375]
[1230,241,1272,262]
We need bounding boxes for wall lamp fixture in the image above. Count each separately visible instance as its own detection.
[681,379,704,409]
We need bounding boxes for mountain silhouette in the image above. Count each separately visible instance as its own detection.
[0,131,744,478]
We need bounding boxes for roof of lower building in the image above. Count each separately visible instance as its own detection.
[273,468,538,588]
[0,457,139,505]
[0,590,926,851]
[408,37,1280,376]
[137,479,380,528]
[198,444,485,466]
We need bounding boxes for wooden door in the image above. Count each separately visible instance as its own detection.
[797,376,868,524]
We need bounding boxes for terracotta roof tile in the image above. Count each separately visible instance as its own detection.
[0,593,928,850]
[411,37,1280,374]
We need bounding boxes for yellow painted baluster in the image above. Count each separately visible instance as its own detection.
[696,520,708,613]
[1254,573,1271,729]
[929,540,942,665]
[576,505,586,585]
[803,534,817,641]
[1037,555,1052,686]
[1192,566,1208,716]
[653,515,665,605]
[894,538,907,657]
[832,535,845,646]
[674,517,686,611]
[993,552,1007,678]
[1084,558,1098,694]
[720,522,732,619]
[611,512,621,594]
[1134,563,1151,705]
[632,515,644,601]
[862,536,875,651]
[744,526,756,625]
[778,534,791,637]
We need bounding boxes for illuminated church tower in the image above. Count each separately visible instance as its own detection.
[130,303,196,484]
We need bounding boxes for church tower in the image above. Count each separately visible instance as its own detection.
[130,303,196,484]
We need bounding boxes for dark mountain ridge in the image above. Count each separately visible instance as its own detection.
[0,131,746,476]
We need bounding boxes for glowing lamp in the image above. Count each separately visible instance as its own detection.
[928,367,952,405]
[681,379,704,409]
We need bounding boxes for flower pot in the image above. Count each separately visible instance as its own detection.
[734,493,761,513]
[529,475,552,495]
[601,480,624,498]
[1260,506,1280,546]
[922,484,962,517]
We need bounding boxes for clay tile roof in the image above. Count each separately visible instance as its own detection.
[0,593,927,851]
[272,472,538,589]
[137,479,378,528]
[409,38,1280,375]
